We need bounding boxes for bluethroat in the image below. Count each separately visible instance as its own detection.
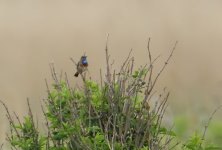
[74,56,88,77]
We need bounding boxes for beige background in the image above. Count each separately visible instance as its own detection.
[0,0,222,146]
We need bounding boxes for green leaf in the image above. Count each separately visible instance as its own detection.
[132,70,139,78]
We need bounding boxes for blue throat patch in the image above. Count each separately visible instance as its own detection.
[81,57,87,65]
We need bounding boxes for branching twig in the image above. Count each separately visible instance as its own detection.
[148,41,178,95]
[199,105,222,148]
[0,100,20,138]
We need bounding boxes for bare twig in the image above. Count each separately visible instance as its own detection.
[105,34,111,83]
[119,49,133,74]
[199,105,222,148]
[70,57,78,66]
[147,37,152,65]
[49,63,59,85]
[0,143,3,150]
[148,41,178,95]
[100,69,103,88]
[0,100,20,138]
[13,111,22,128]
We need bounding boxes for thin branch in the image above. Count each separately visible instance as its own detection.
[0,100,20,138]
[70,57,78,66]
[100,69,103,88]
[119,49,133,74]
[199,105,222,148]
[148,41,178,95]
[147,37,152,65]
[105,34,111,83]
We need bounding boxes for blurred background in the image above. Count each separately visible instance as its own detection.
[0,0,222,148]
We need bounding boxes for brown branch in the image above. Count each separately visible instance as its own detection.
[70,57,78,66]
[148,41,178,95]
[0,100,20,138]
[0,143,3,150]
[199,105,222,148]
[105,34,111,83]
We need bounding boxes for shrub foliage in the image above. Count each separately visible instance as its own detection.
[0,39,220,150]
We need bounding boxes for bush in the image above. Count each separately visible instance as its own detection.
[0,38,220,150]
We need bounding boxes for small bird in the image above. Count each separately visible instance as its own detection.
[74,55,88,77]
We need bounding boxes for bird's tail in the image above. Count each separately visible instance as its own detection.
[74,72,79,77]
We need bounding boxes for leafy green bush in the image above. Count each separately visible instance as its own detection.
[0,39,220,150]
